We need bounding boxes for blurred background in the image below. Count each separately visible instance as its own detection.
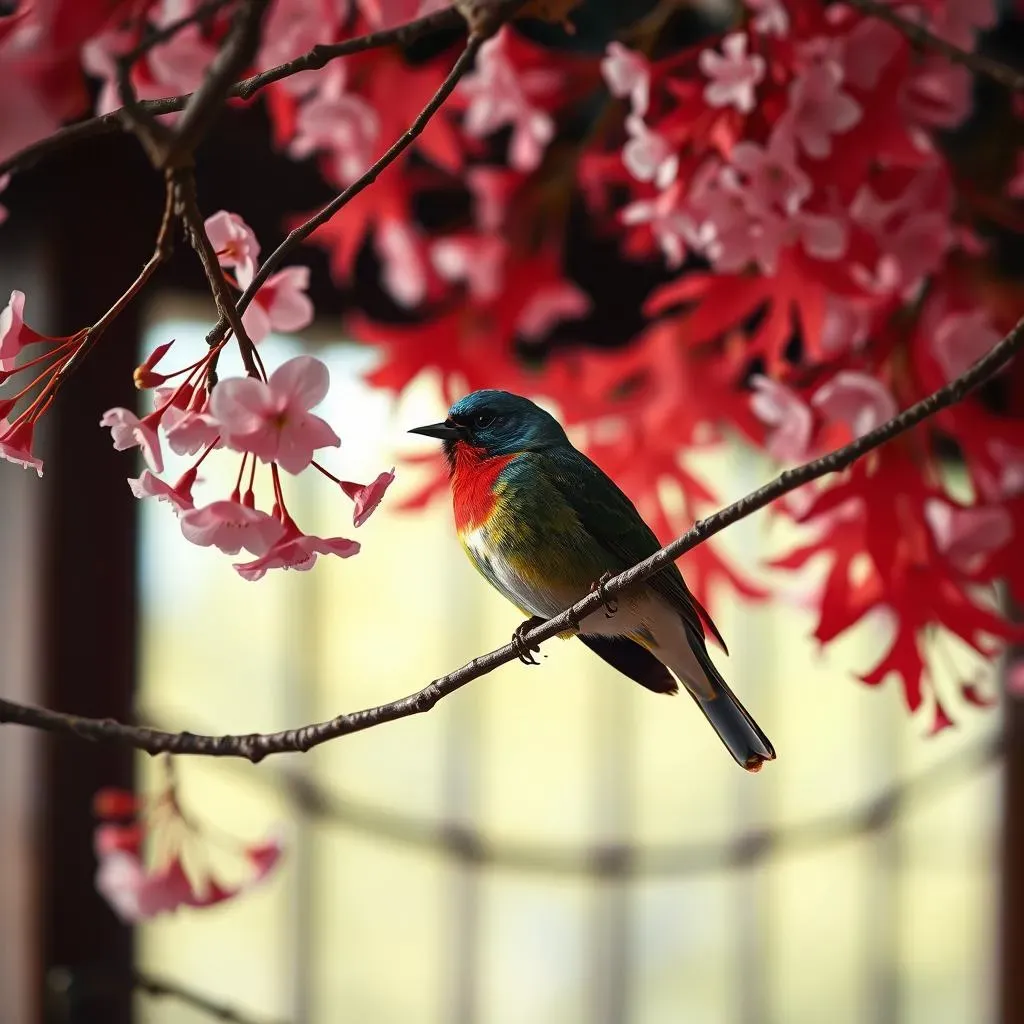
[0,3,1022,1023]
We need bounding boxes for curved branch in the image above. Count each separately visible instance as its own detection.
[2,313,1022,759]
[0,6,465,178]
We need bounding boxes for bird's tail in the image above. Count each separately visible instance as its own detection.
[677,628,776,773]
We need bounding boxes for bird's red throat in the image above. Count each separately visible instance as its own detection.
[450,442,517,533]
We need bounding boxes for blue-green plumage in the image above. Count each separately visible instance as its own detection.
[410,390,776,772]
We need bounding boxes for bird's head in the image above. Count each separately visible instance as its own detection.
[409,390,568,467]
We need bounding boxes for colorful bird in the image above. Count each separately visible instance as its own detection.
[410,389,776,772]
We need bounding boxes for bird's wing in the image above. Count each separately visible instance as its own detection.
[577,635,678,694]
[540,446,728,653]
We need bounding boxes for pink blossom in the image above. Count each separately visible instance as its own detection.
[0,172,9,225]
[932,309,1001,382]
[94,820,283,924]
[339,469,396,527]
[622,115,678,189]
[728,130,811,215]
[924,499,1013,574]
[932,0,997,52]
[621,183,697,268]
[128,469,196,512]
[467,168,518,232]
[209,355,340,474]
[157,385,221,457]
[1,289,45,372]
[179,500,285,556]
[787,59,861,159]
[460,29,559,173]
[0,418,43,476]
[242,266,315,344]
[745,0,789,37]
[517,283,592,341]
[257,0,346,85]
[100,408,164,473]
[902,60,972,130]
[839,17,902,91]
[290,66,381,185]
[796,211,847,261]
[234,525,360,581]
[812,371,897,439]
[146,23,216,95]
[377,220,428,309]
[750,375,813,463]
[698,33,765,115]
[431,235,506,301]
[820,294,870,355]
[601,42,650,116]
[205,211,261,290]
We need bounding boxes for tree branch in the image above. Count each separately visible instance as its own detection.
[209,26,492,344]
[2,312,1022,759]
[844,0,1024,93]
[129,972,287,1024]
[0,6,465,178]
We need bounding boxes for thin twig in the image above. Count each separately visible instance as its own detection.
[2,313,1022,760]
[208,29,490,344]
[844,0,1024,92]
[0,6,465,178]
[134,972,286,1024]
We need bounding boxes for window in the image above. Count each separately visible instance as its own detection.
[135,300,1001,1024]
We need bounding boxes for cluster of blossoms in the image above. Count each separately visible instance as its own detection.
[1,0,1023,729]
[0,211,394,579]
[92,780,282,922]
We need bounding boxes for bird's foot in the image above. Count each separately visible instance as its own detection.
[590,571,618,618]
[512,616,545,665]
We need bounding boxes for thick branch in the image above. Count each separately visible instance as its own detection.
[2,313,1022,759]
[167,0,272,163]
[171,167,261,377]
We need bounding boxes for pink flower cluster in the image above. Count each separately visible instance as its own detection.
[92,784,282,922]
[107,337,394,581]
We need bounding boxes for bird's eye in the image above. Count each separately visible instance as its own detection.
[473,412,495,428]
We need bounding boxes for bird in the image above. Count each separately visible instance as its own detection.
[409,389,776,773]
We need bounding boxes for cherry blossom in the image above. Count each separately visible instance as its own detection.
[932,309,1001,382]
[749,376,812,464]
[241,266,315,344]
[233,524,360,581]
[924,499,1013,574]
[0,418,43,476]
[601,42,650,116]
[204,210,261,290]
[786,59,862,159]
[744,0,789,37]
[812,371,898,439]
[1,289,45,372]
[377,220,429,309]
[622,115,679,189]
[209,355,340,474]
[99,408,164,473]
[698,33,765,115]
[460,28,558,173]
[179,500,285,556]
[92,783,282,923]
[128,469,196,512]
[339,469,396,527]
[290,65,381,185]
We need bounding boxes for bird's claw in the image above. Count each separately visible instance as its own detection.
[590,571,618,618]
[512,616,544,665]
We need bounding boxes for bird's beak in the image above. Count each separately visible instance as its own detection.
[408,419,465,441]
